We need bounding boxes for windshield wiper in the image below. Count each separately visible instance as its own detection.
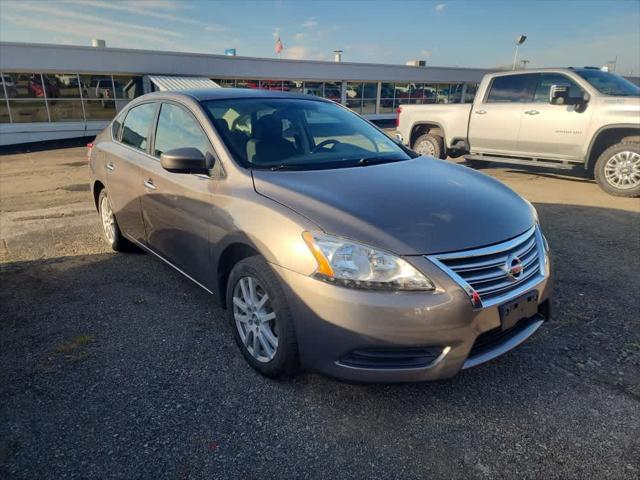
[268,164,305,171]
[354,156,405,167]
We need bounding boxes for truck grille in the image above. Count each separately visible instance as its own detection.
[427,226,545,308]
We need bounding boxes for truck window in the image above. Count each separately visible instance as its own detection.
[533,74,583,102]
[486,74,537,103]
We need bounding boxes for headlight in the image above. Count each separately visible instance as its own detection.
[302,231,435,291]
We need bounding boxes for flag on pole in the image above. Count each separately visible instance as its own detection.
[275,36,284,56]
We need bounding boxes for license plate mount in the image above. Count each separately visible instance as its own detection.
[499,291,539,331]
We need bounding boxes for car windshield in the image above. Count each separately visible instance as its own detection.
[201,98,414,170]
[574,70,640,96]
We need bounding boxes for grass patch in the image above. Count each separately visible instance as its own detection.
[54,334,95,354]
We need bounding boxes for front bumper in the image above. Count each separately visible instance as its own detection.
[272,253,552,383]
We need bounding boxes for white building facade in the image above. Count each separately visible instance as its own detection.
[0,42,492,145]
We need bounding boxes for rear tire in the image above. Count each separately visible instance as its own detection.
[413,133,445,159]
[226,256,299,379]
[594,142,640,197]
[98,189,131,251]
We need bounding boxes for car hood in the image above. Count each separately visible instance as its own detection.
[252,157,535,255]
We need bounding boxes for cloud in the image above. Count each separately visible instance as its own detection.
[63,0,224,30]
[6,2,183,38]
[282,45,329,61]
[293,32,304,41]
[1,13,177,46]
[302,18,318,28]
[419,49,432,58]
[283,45,309,60]
[435,3,446,12]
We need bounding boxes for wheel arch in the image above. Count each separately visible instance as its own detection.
[92,180,105,211]
[585,124,640,172]
[410,122,446,149]
[216,240,260,309]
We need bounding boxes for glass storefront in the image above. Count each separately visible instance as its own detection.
[0,72,143,123]
[1,72,479,124]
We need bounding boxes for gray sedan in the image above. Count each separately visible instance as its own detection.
[89,88,552,382]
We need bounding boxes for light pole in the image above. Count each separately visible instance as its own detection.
[512,35,527,70]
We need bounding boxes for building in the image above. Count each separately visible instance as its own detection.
[0,42,492,145]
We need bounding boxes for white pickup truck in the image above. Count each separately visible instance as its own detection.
[396,67,640,197]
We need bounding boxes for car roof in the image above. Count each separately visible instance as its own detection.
[142,88,333,103]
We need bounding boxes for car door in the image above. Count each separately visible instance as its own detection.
[102,102,157,243]
[468,73,538,155]
[517,73,593,160]
[137,101,222,286]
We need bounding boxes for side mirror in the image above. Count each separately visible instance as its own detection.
[160,148,210,174]
[549,84,569,105]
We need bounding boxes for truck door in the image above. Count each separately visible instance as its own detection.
[517,73,593,160]
[468,73,538,156]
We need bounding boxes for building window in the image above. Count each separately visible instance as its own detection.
[44,73,84,122]
[283,80,304,93]
[211,78,236,88]
[259,80,283,91]
[464,84,478,103]
[0,101,9,123]
[303,81,323,97]
[48,100,85,122]
[346,82,363,113]
[380,82,395,113]
[323,81,341,102]
[7,100,49,123]
[3,73,49,122]
[236,79,260,89]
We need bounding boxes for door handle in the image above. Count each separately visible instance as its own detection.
[474,109,487,115]
[105,162,115,171]
[524,110,540,115]
[143,179,157,191]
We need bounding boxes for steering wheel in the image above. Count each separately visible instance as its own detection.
[312,139,341,153]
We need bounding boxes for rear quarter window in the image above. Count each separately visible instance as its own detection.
[486,74,538,103]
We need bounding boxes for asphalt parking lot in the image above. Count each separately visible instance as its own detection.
[1,141,639,479]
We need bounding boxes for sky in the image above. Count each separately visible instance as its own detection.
[1,0,639,74]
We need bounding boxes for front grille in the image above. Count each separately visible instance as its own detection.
[339,346,443,369]
[428,226,544,307]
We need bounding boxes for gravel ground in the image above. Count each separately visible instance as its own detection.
[1,141,639,479]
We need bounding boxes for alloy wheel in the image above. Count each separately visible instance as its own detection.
[604,150,640,190]
[232,276,279,363]
[416,139,436,156]
[100,194,116,244]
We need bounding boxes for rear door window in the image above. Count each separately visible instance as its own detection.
[121,103,157,151]
[111,110,126,140]
[486,74,538,103]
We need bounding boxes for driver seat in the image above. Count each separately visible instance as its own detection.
[246,114,297,165]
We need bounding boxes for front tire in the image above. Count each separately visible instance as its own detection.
[413,133,445,159]
[226,256,299,378]
[98,189,130,251]
[594,142,640,197]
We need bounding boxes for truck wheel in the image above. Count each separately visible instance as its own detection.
[413,134,445,159]
[594,142,640,197]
